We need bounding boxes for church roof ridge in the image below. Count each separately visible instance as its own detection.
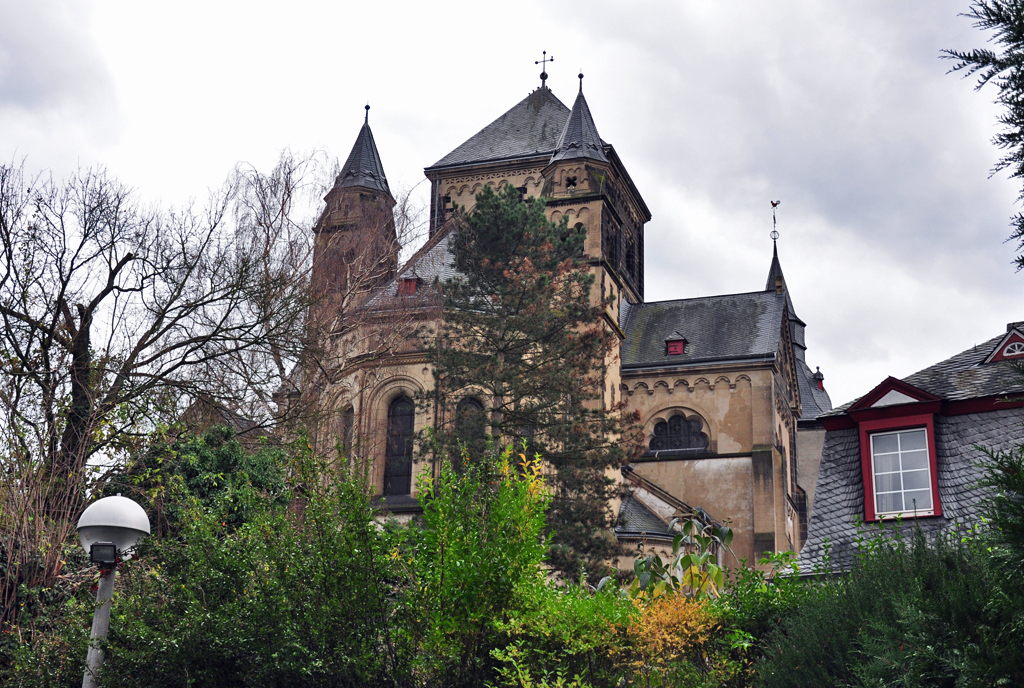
[426,87,570,170]
[550,75,609,164]
[636,288,781,308]
[337,106,391,195]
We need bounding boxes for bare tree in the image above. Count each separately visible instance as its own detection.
[0,155,331,625]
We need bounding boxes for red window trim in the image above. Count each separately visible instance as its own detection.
[990,331,1024,362]
[398,278,418,296]
[859,413,941,522]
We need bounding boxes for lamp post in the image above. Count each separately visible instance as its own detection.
[76,494,150,688]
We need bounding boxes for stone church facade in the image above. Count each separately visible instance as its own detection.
[302,76,831,564]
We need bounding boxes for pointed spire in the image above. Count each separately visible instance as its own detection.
[337,105,391,195]
[765,242,799,320]
[550,73,609,164]
[766,241,784,292]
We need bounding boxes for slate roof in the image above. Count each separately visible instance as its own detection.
[363,226,461,309]
[619,291,787,368]
[614,495,675,539]
[796,360,832,419]
[338,111,391,195]
[826,330,1024,414]
[797,408,1022,571]
[427,87,571,170]
[550,85,609,164]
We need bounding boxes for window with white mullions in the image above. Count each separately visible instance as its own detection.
[1004,341,1024,357]
[870,428,933,517]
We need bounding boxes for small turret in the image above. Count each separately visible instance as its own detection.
[550,74,608,164]
[311,106,398,324]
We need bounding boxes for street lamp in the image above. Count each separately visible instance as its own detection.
[76,494,150,688]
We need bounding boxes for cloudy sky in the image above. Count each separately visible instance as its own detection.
[1,0,1021,407]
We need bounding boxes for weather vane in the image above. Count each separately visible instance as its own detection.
[536,50,554,87]
[770,200,781,243]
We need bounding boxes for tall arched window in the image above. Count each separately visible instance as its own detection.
[455,397,487,463]
[338,407,354,455]
[384,396,414,495]
[455,397,486,440]
[648,415,709,454]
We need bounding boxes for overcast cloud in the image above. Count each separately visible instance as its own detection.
[0,0,1020,407]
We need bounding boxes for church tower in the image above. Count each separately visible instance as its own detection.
[311,106,398,326]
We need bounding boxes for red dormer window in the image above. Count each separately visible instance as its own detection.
[1002,341,1024,358]
[984,326,1024,363]
[666,339,687,356]
[398,278,418,296]
[838,377,943,522]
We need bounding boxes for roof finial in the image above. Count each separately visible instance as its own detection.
[770,200,781,246]
[535,50,553,87]
[364,103,370,124]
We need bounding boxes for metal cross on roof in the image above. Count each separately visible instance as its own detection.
[535,50,554,87]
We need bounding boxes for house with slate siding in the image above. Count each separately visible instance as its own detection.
[299,71,833,567]
[798,323,1024,571]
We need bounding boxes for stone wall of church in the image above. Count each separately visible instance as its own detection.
[620,363,799,564]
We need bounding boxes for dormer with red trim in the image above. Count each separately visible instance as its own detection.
[665,331,688,356]
[984,324,1024,363]
[398,277,420,296]
[826,377,943,522]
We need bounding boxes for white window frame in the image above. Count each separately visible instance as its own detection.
[869,428,935,518]
[1004,341,1024,357]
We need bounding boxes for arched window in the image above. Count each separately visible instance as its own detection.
[455,397,486,440]
[454,397,487,465]
[338,407,354,455]
[648,415,709,454]
[384,396,414,495]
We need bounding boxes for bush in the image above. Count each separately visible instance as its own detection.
[756,524,1024,688]
[490,584,635,688]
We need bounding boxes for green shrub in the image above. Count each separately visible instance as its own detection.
[403,445,551,687]
[756,524,1024,688]
[490,583,634,688]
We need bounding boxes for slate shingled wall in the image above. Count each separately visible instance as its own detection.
[798,407,1024,571]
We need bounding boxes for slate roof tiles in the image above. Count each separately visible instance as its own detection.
[338,112,391,195]
[619,291,787,368]
[427,87,571,170]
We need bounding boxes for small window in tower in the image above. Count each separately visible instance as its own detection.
[565,176,577,192]
[666,339,687,356]
[398,277,419,296]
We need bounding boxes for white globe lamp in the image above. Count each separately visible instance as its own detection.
[76,494,150,688]
[77,494,151,562]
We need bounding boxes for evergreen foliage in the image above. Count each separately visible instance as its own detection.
[945,0,1024,270]
[425,184,642,580]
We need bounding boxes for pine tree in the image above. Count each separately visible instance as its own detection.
[945,0,1024,270]
[423,184,642,580]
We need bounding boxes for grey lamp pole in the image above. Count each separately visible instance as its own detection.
[82,565,117,688]
[76,495,150,688]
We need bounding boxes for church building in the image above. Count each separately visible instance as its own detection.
[303,71,832,564]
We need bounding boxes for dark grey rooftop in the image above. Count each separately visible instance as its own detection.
[338,111,390,195]
[364,226,461,308]
[615,495,674,539]
[427,87,570,170]
[550,85,608,164]
[827,329,1024,414]
[620,291,787,368]
[796,360,832,419]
